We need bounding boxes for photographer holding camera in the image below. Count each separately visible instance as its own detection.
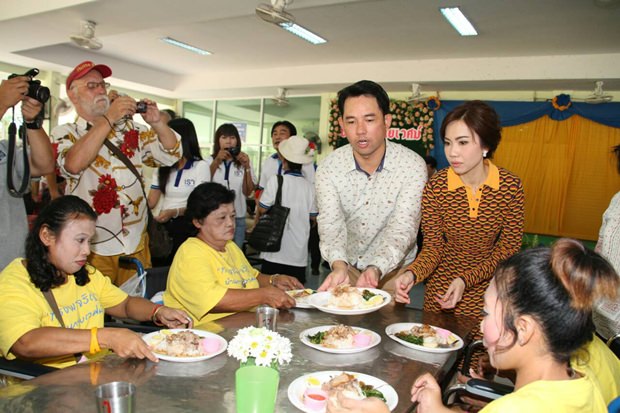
[208,123,256,249]
[51,61,182,286]
[0,72,55,270]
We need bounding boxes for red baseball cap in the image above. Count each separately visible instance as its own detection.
[66,61,112,89]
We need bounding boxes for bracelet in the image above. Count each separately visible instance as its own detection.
[90,327,101,354]
[173,208,179,219]
[151,304,164,326]
[101,114,114,129]
[270,274,279,286]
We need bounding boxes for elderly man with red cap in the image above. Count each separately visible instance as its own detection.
[51,61,182,286]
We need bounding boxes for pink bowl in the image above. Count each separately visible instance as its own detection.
[201,337,221,354]
[303,388,328,411]
[353,333,372,348]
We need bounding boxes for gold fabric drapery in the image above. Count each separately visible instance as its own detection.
[494,115,620,241]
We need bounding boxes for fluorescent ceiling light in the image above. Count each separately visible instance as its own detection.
[440,7,478,36]
[160,37,211,55]
[278,22,327,45]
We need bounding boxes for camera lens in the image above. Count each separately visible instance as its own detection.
[136,101,148,114]
[34,85,51,104]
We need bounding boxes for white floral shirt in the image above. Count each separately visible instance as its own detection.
[594,190,620,339]
[315,140,427,276]
[52,117,181,256]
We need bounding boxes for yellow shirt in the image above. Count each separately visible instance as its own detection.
[163,238,260,324]
[481,372,608,413]
[0,259,127,368]
[572,336,620,405]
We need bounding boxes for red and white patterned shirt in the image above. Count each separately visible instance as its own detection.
[52,117,181,256]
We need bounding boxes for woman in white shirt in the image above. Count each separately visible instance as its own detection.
[207,124,256,249]
[148,118,210,265]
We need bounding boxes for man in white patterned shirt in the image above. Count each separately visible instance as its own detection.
[316,80,426,292]
[52,61,182,285]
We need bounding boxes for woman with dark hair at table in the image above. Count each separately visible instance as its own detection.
[163,182,303,325]
[395,101,524,330]
[0,196,192,368]
[329,239,619,412]
[148,117,210,265]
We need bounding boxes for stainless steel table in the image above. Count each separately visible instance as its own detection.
[0,304,476,413]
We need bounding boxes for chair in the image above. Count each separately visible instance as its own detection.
[444,333,620,409]
[442,340,514,405]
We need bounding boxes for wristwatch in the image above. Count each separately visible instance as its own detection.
[24,118,42,129]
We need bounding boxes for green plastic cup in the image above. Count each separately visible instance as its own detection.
[235,365,279,413]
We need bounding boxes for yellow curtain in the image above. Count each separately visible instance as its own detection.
[494,115,620,240]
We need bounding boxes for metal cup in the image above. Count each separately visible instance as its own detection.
[256,305,279,331]
[95,381,135,413]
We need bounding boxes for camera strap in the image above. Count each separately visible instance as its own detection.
[6,107,31,197]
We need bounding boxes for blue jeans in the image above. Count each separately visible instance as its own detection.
[234,217,246,249]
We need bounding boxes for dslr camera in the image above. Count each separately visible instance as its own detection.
[136,100,148,114]
[226,146,241,158]
[8,68,50,104]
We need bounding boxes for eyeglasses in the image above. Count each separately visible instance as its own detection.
[81,81,110,90]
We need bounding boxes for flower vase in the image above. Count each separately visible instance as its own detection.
[235,364,279,413]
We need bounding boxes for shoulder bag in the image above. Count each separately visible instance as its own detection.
[103,140,173,258]
[248,175,290,252]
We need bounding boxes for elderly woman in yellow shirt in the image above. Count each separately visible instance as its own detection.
[163,182,303,325]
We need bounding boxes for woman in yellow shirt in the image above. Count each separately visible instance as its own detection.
[164,182,303,325]
[328,239,618,413]
[0,196,192,368]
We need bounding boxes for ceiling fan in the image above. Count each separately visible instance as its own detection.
[407,83,430,104]
[271,87,290,107]
[581,81,613,104]
[70,20,102,50]
[534,81,613,104]
[256,0,295,25]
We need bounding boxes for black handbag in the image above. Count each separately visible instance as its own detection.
[103,140,173,258]
[248,175,290,252]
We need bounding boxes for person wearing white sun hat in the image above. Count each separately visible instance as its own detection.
[257,136,318,285]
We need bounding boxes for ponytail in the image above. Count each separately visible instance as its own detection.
[493,239,618,364]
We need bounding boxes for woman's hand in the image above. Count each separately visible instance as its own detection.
[236,151,251,168]
[262,287,296,309]
[395,271,415,304]
[435,278,465,309]
[326,389,390,413]
[410,373,451,413]
[155,306,193,329]
[215,148,233,163]
[99,328,158,363]
[272,274,304,290]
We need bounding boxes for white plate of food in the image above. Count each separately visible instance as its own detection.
[300,325,381,354]
[385,323,463,353]
[288,371,398,412]
[142,329,228,362]
[307,285,391,315]
[287,288,317,309]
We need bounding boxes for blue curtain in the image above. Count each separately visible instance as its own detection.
[431,100,620,169]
